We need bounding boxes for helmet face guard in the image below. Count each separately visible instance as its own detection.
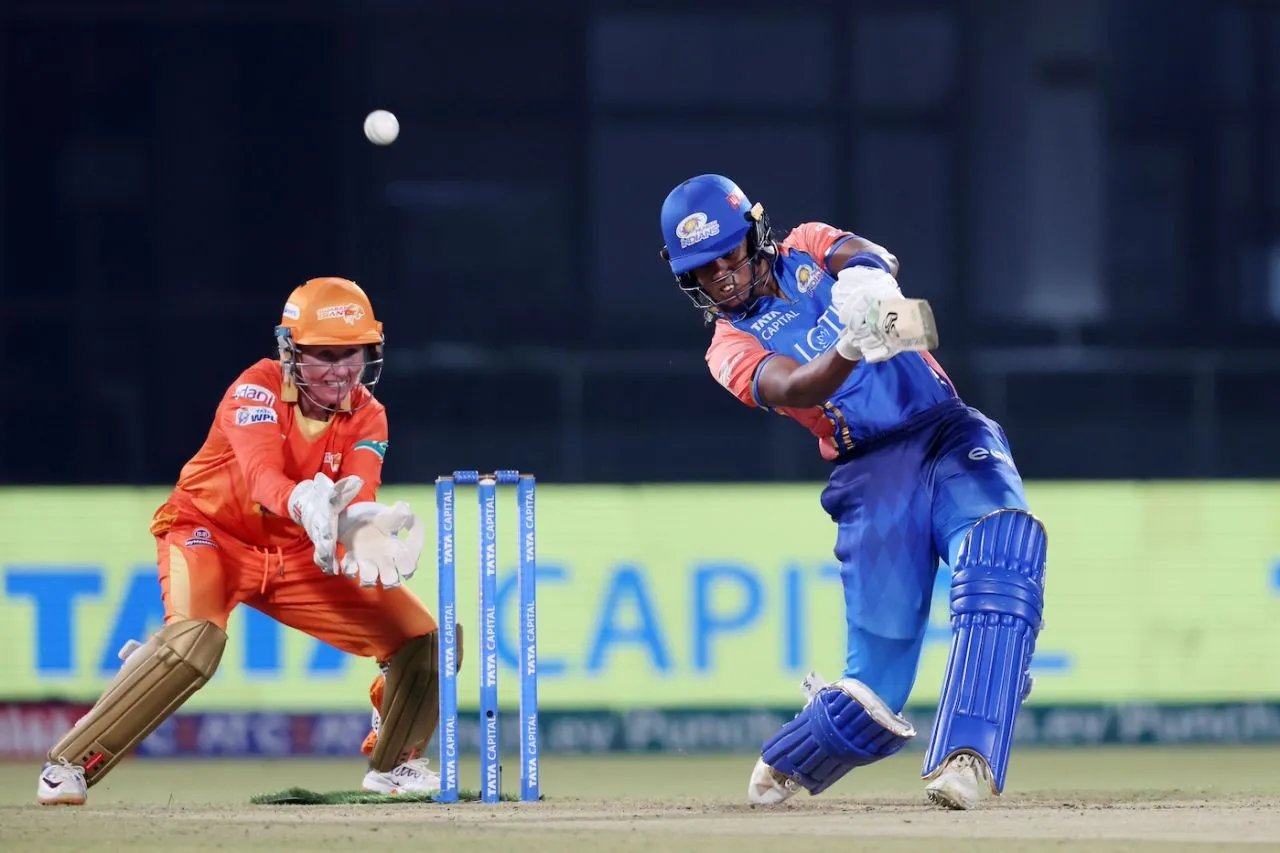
[661,203,776,322]
[275,327,384,413]
[273,277,386,412]
[659,175,777,323]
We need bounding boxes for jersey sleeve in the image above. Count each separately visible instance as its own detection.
[338,405,389,505]
[218,363,296,518]
[781,222,855,273]
[705,321,776,408]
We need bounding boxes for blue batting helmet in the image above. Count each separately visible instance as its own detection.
[659,174,776,321]
[659,174,755,273]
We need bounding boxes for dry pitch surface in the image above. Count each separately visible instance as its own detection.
[2,748,1278,852]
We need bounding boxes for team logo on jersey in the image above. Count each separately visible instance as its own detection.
[233,383,276,406]
[234,406,278,426]
[806,319,838,354]
[282,302,301,320]
[353,439,389,459]
[316,303,366,325]
[184,527,217,549]
[323,451,343,473]
[796,264,825,295]
[676,212,720,249]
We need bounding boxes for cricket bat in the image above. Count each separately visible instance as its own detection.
[869,298,939,352]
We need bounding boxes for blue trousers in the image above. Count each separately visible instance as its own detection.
[819,400,1028,712]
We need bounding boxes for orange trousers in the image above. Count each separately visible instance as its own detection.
[156,516,437,662]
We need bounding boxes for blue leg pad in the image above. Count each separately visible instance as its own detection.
[922,509,1046,793]
[762,679,916,796]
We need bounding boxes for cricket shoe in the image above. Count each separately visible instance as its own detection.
[925,752,995,810]
[362,758,441,795]
[37,761,87,806]
[747,757,802,805]
[747,669,831,805]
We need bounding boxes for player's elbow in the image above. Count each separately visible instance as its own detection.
[772,381,827,409]
[759,351,856,409]
[767,374,833,409]
[242,462,291,517]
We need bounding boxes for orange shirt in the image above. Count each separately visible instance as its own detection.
[151,358,389,550]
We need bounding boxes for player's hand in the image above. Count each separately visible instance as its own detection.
[837,317,897,364]
[289,473,365,574]
[831,266,903,330]
[338,501,425,589]
[835,296,905,365]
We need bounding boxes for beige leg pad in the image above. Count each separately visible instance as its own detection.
[48,619,226,786]
[369,633,440,772]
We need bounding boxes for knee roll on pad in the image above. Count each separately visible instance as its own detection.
[48,619,226,787]
[761,679,916,796]
[923,509,1046,793]
[369,632,440,772]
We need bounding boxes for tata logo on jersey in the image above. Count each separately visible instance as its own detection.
[749,310,801,341]
[234,406,278,427]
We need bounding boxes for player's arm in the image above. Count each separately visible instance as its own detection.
[755,349,859,409]
[786,222,899,277]
[829,237,898,277]
[218,392,295,518]
[333,408,425,590]
[338,407,389,506]
[707,322,859,411]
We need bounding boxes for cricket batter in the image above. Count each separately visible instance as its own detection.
[659,175,1046,810]
[38,277,449,804]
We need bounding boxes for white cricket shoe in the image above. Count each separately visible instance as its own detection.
[747,669,831,805]
[362,757,441,795]
[37,761,87,806]
[747,756,801,805]
[925,752,994,810]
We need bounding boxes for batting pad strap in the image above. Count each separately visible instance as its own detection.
[923,510,1047,793]
[762,679,916,796]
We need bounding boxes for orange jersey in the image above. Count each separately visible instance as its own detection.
[151,358,389,549]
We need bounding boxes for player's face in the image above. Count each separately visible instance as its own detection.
[296,345,366,408]
[692,238,769,312]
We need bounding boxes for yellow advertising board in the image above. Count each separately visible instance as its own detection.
[1,483,1277,710]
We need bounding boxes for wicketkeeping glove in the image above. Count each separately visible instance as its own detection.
[288,472,365,574]
[337,501,425,589]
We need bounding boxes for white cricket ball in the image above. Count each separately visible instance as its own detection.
[363,110,399,145]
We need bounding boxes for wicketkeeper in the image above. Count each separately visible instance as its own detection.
[38,277,452,804]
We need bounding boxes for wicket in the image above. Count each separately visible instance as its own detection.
[434,469,539,804]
